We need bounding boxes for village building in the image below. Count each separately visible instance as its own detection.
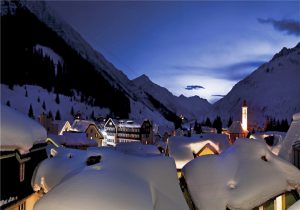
[167,134,230,173]
[38,113,71,135]
[181,139,300,210]
[104,118,153,146]
[0,105,48,210]
[70,119,104,146]
[226,100,249,144]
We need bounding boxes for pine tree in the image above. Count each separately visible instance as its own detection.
[55,110,61,120]
[55,93,60,104]
[25,90,28,97]
[205,117,212,127]
[37,96,40,103]
[213,116,222,133]
[48,111,53,119]
[42,101,46,110]
[70,106,75,116]
[194,120,202,134]
[6,100,11,107]
[90,110,95,120]
[28,104,34,119]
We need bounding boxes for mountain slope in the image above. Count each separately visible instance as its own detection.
[208,43,300,128]
[133,75,212,120]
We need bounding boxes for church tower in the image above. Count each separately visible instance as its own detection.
[241,100,248,131]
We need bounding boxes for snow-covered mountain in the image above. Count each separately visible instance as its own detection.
[133,74,212,120]
[208,43,300,128]
[0,0,176,127]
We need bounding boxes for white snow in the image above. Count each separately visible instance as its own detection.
[115,142,161,157]
[208,43,300,127]
[48,133,97,147]
[32,147,189,210]
[279,112,300,162]
[71,119,96,132]
[288,199,300,210]
[182,139,300,210]
[1,84,109,122]
[0,104,47,154]
[34,44,63,75]
[168,133,230,169]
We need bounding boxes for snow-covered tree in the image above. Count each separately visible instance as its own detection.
[28,104,34,119]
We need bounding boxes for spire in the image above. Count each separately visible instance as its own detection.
[242,100,247,107]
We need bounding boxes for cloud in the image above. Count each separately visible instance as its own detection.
[171,60,265,81]
[258,18,300,36]
[185,85,205,90]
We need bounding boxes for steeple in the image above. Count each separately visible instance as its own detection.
[241,100,248,131]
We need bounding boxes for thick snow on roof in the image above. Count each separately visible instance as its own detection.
[115,142,161,156]
[168,133,230,169]
[71,119,96,132]
[288,199,300,210]
[0,105,47,154]
[228,121,244,133]
[279,112,300,162]
[182,139,300,210]
[48,133,97,147]
[32,147,188,210]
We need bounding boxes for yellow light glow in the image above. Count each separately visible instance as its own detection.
[242,106,247,131]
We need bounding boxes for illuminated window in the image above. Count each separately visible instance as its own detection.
[19,163,25,182]
[19,201,25,210]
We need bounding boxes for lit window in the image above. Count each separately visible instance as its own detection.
[19,163,25,182]
[19,201,25,210]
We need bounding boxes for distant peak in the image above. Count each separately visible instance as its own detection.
[133,74,151,83]
[271,42,300,61]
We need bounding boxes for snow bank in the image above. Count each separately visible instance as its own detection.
[115,142,161,157]
[182,139,300,210]
[32,147,188,210]
[168,133,230,169]
[0,104,47,154]
[279,112,300,162]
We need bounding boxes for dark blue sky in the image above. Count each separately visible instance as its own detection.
[48,1,300,103]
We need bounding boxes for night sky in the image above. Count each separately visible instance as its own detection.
[48,1,300,103]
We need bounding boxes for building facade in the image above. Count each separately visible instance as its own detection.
[104,118,153,146]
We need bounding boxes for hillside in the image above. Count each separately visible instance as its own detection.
[208,43,300,128]
[133,74,212,120]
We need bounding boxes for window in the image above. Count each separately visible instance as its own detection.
[19,163,25,182]
[19,201,25,210]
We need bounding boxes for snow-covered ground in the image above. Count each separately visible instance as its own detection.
[115,142,161,157]
[182,139,300,210]
[32,147,189,210]
[0,105,47,154]
[1,84,110,121]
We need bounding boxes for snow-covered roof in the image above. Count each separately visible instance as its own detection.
[32,147,189,210]
[168,133,230,169]
[48,133,97,147]
[0,105,47,154]
[228,121,244,134]
[115,142,161,157]
[288,199,300,210]
[279,112,300,162]
[182,139,300,210]
[118,121,141,128]
[52,120,71,135]
[71,119,96,132]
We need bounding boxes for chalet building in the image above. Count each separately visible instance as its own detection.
[228,121,248,144]
[104,118,153,146]
[1,105,48,210]
[70,120,104,146]
[38,113,71,135]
